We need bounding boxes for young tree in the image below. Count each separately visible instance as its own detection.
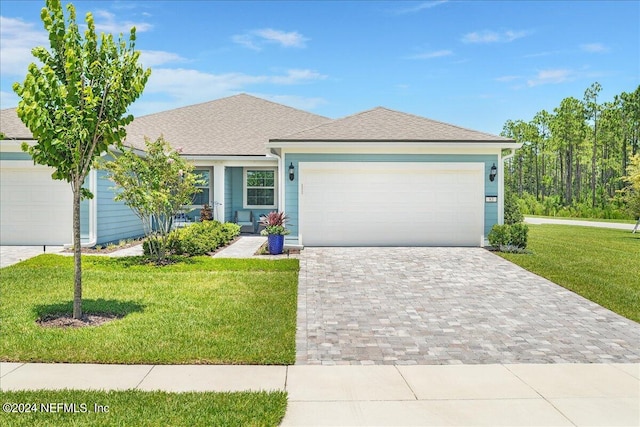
[584,82,602,207]
[102,137,203,263]
[12,0,150,319]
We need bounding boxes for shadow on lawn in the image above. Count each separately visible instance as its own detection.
[34,298,145,319]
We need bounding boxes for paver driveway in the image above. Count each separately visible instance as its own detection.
[296,247,640,365]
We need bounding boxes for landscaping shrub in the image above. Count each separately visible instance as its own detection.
[488,223,529,250]
[509,222,529,248]
[504,190,524,224]
[144,221,240,257]
[488,224,511,247]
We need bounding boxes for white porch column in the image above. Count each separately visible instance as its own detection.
[213,163,226,221]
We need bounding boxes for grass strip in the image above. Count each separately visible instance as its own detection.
[0,389,287,427]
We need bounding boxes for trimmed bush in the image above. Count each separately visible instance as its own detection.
[488,224,511,247]
[509,223,529,248]
[504,190,524,225]
[144,221,240,257]
[488,222,529,250]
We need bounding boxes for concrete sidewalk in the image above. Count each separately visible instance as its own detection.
[1,362,638,426]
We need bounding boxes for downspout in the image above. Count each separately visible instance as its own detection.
[499,148,516,225]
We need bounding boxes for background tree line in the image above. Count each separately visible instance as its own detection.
[501,83,639,219]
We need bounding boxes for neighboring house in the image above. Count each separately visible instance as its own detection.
[0,108,146,246]
[0,93,520,247]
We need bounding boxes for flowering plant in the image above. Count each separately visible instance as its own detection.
[259,211,290,236]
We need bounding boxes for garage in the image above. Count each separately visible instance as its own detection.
[299,162,484,246]
[0,165,72,245]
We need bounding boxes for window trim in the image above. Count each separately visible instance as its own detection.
[189,168,211,208]
[243,167,277,209]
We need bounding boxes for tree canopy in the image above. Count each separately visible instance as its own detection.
[502,83,640,220]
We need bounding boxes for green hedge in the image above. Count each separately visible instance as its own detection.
[488,222,529,250]
[144,221,240,257]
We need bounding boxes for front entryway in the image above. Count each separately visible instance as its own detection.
[296,247,640,365]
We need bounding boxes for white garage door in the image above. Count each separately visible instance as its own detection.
[0,165,73,245]
[299,162,484,246]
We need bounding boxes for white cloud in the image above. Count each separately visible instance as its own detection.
[0,16,48,76]
[527,69,574,87]
[408,49,453,59]
[139,50,185,67]
[396,1,448,14]
[255,29,307,47]
[93,10,153,34]
[232,34,260,50]
[462,29,529,44]
[233,28,308,50]
[130,68,327,117]
[270,69,327,85]
[522,50,564,58]
[580,43,609,53]
[144,67,326,99]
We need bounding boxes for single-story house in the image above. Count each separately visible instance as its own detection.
[0,93,520,247]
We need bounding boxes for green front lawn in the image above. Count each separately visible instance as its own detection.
[498,225,640,323]
[0,255,298,364]
[525,215,637,224]
[0,390,287,427]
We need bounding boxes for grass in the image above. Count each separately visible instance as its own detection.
[0,390,287,427]
[0,255,299,364]
[497,224,640,323]
[525,214,637,224]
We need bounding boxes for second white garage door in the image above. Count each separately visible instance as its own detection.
[0,165,73,245]
[299,162,484,246]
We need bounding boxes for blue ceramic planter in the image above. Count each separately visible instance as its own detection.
[267,234,285,255]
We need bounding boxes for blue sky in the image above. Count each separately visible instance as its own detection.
[1,0,638,135]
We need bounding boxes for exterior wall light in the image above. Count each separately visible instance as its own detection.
[288,162,295,181]
[489,163,497,182]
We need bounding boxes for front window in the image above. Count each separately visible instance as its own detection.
[191,169,210,206]
[244,168,276,208]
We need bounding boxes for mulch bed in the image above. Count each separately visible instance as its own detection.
[37,313,123,329]
[63,239,143,254]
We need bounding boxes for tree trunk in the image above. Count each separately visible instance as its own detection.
[591,130,597,207]
[73,184,82,319]
[566,142,573,205]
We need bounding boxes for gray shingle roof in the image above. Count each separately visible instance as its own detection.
[0,108,34,140]
[273,107,513,142]
[123,94,330,155]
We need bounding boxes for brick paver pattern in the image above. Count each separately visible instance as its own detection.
[296,247,640,365]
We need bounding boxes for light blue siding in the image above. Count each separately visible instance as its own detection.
[224,166,273,226]
[95,170,145,244]
[284,153,500,238]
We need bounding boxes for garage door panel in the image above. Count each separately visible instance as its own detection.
[1,167,72,245]
[300,162,484,247]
